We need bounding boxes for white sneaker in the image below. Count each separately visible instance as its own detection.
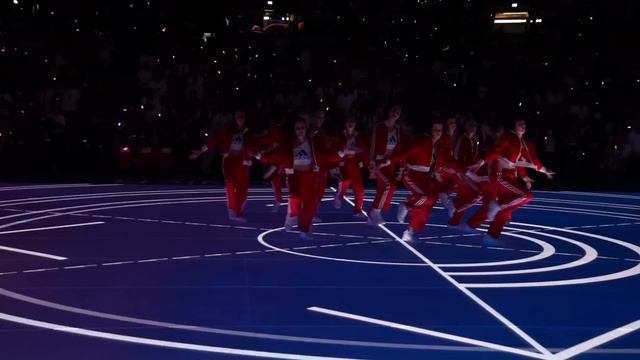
[271,201,282,213]
[313,215,322,223]
[402,228,415,242]
[333,193,343,209]
[367,209,384,225]
[230,215,248,223]
[440,193,456,218]
[284,216,297,231]
[397,203,408,223]
[486,200,501,222]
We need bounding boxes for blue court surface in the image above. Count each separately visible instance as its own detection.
[0,183,639,359]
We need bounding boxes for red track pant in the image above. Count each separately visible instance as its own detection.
[402,171,438,231]
[222,156,250,215]
[448,175,483,225]
[288,170,319,233]
[270,168,285,203]
[486,171,533,238]
[466,181,497,228]
[370,165,396,212]
[316,169,329,209]
[337,162,364,213]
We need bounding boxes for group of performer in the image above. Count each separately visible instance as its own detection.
[190,105,554,244]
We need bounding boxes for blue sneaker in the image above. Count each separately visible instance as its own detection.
[482,234,500,246]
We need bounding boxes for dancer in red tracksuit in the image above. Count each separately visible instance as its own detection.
[442,119,485,229]
[381,122,442,241]
[257,118,344,239]
[258,121,287,211]
[190,110,257,222]
[307,110,334,223]
[469,119,554,244]
[368,105,405,225]
[333,115,368,216]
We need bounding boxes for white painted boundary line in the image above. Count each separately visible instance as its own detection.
[0,245,67,260]
[0,287,514,354]
[0,184,122,191]
[307,307,547,359]
[334,188,552,358]
[551,319,640,360]
[0,222,104,235]
[0,312,356,360]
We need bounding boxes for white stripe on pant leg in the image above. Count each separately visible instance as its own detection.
[375,169,391,210]
[457,196,482,213]
[404,176,424,195]
[496,177,529,211]
[500,195,530,211]
[497,175,523,196]
[414,196,428,207]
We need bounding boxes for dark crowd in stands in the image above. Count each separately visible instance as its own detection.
[1,0,639,188]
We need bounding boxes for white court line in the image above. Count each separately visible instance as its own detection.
[0,245,67,260]
[0,312,355,360]
[22,267,59,273]
[0,221,104,235]
[551,319,640,360]
[524,204,640,221]
[101,261,134,266]
[447,229,598,276]
[532,198,640,211]
[334,188,552,357]
[0,287,524,354]
[0,183,122,191]
[308,307,547,360]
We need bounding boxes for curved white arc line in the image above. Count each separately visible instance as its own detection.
[532,198,640,211]
[257,222,555,268]
[0,288,522,352]
[440,235,555,268]
[462,223,640,288]
[447,229,598,276]
[546,190,640,200]
[463,263,640,288]
[524,204,640,220]
[0,312,355,360]
[258,226,426,267]
[522,205,640,221]
[335,188,553,357]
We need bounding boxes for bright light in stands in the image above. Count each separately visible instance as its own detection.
[495,19,526,24]
[267,0,273,4]
[511,3,518,8]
